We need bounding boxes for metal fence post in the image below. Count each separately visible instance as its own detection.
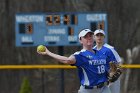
[58,46,64,93]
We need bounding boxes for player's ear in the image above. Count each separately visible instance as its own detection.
[79,38,82,44]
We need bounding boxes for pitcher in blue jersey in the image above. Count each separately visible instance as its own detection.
[37,29,111,93]
[93,29,122,93]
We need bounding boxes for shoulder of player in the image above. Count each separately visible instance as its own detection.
[103,43,116,51]
[103,43,120,57]
[102,43,118,54]
[73,49,86,55]
[103,43,114,49]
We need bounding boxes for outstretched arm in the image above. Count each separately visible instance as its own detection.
[37,47,76,64]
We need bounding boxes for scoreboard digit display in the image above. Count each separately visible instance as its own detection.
[15,12,107,46]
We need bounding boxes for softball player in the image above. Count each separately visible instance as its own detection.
[93,29,122,93]
[37,29,111,93]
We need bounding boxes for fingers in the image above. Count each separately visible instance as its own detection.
[37,49,47,55]
[37,51,45,55]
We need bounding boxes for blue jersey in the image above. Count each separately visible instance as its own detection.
[73,49,109,87]
[93,43,121,64]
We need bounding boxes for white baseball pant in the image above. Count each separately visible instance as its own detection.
[78,85,111,93]
[109,78,120,93]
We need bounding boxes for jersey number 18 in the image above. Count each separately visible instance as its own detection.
[97,65,105,74]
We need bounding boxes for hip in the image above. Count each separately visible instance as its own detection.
[78,81,110,93]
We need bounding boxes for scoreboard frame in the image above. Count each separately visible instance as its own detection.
[15,12,108,47]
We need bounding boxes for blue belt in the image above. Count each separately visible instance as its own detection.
[83,81,109,89]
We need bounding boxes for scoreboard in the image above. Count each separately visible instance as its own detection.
[15,12,108,46]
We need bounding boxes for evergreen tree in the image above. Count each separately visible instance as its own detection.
[19,77,32,93]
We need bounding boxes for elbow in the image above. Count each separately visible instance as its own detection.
[65,60,75,65]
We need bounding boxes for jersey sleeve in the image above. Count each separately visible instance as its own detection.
[71,52,84,66]
[107,48,121,64]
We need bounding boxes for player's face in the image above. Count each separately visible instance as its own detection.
[80,32,94,46]
[94,33,105,44]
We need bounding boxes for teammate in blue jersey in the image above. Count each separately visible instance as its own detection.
[37,28,111,93]
[93,29,122,93]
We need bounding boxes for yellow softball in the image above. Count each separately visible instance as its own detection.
[37,45,46,52]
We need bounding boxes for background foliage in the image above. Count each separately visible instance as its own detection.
[0,0,140,93]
